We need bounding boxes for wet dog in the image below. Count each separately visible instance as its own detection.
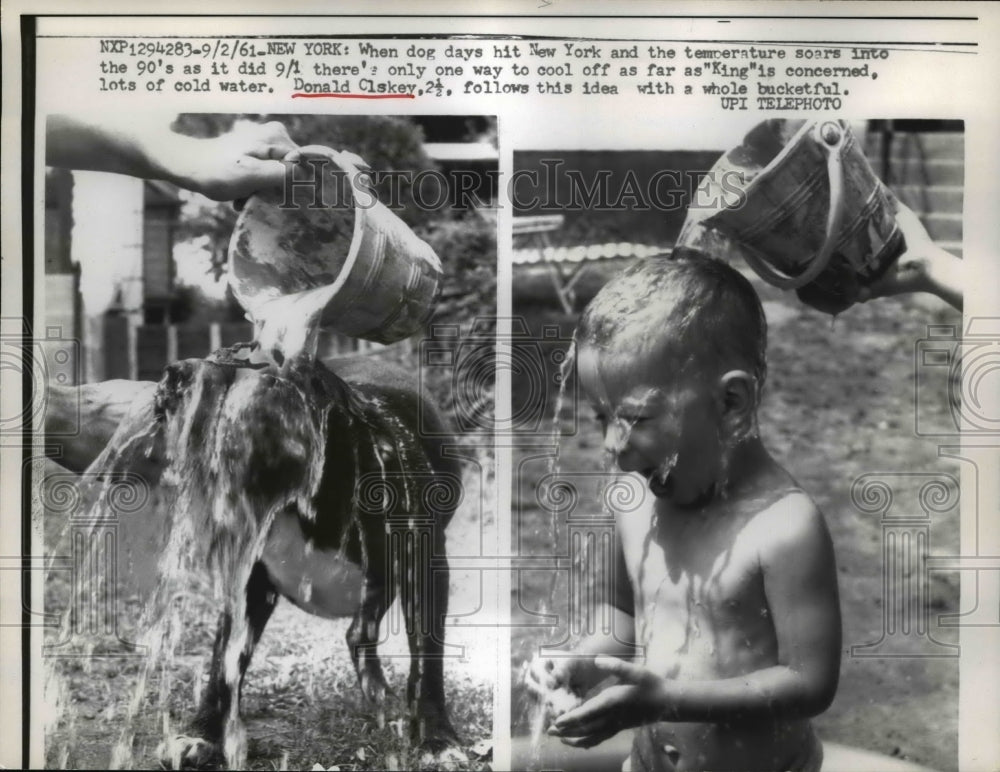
[50,350,462,768]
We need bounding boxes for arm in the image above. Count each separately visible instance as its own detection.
[670,498,840,720]
[45,380,157,473]
[858,200,963,311]
[555,603,637,664]
[550,498,841,740]
[527,539,638,698]
[46,115,297,201]
[577,534,640,661]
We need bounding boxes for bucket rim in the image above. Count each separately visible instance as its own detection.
[717,119,845,218]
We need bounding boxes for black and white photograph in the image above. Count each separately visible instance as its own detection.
[2,6,1000,772]
[510,119,967,772]
[37,112,498,770]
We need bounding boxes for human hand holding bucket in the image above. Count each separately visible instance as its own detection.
[677,119,906,315]
[228,145,443,361]
[854,199,964,311]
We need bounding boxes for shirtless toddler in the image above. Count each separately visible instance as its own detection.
[527,249,842,772]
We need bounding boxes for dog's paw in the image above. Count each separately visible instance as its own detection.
[414,718,464,759]
[156,734,223,769]
[419,745,470,770]
[359,669,390,706]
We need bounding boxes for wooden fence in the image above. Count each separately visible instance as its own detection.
[101,317,376,381]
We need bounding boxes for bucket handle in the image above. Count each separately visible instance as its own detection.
[741,121,849,291]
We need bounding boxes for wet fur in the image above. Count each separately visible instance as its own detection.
[153,352,461,768]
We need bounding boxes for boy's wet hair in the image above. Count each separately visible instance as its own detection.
[577,247,768,389]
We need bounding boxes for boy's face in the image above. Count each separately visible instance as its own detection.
[577,343,725,508]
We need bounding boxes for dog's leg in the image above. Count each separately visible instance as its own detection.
[401,522,460,752]
[159,561,277,769]
[346,570,393,708]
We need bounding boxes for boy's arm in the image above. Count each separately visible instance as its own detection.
[528,543,639,749]
[756,495,842,716]
[549,496,841,739]
[528,540,637,700]
[606,527,637,646]
[568,544,638,656]
[575,533,639,659]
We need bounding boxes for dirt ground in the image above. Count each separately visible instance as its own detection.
[510,266,962,772]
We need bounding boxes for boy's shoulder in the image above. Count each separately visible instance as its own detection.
[742,485,832,565]
[752,484,820,521]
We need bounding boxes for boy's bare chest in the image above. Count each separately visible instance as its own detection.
[629,530,764,619]
[619,509,777,674]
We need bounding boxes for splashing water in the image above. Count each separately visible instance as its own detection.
[104,349,337,769]
[525,343,676,766]
[543,339,577,598]
[42,398,168,767]
[528,696,549,754]
[654,451,680,492]
[44,339,416,770]
[523,341,580,769]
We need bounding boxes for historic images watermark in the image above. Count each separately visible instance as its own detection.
[276,156,748,214]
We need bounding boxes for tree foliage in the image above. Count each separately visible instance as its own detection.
[417,213,497,323]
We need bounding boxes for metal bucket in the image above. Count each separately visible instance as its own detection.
[678,119,905,313]
[228,145,442,345]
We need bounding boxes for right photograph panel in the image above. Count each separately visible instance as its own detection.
[510,119,964,772]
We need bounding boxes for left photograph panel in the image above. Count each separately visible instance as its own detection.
[35,113,498,770]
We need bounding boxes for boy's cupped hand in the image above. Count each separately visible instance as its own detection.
[524,656,585,718]
[546,655,670,748]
